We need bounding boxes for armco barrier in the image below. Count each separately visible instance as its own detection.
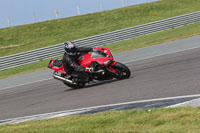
[0,11,200,70]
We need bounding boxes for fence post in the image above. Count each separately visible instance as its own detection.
[100,0,104,11]
[54,9,59,19]
[33,12,36,23]
[121,0,125,8]
[8,17,11,27]
[77,5,81,15]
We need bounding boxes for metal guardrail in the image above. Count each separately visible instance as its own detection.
[0,11,200,71]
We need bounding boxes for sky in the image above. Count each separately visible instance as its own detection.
[0,0,158,29]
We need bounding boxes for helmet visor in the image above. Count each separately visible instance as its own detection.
[66,47,77,55]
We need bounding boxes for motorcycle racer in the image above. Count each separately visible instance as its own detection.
[48,45,131,88]
[62,41,94,82]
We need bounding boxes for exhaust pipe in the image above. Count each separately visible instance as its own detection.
[53,74,77,85]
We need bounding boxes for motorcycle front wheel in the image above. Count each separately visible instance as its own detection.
[112,62,131,79]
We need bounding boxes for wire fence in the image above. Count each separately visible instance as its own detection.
[4,0,151,28]
[0,11,200,71]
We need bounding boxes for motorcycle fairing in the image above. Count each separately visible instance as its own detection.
[78,48,115,68]
[48,59,66,74]
[49,48,117,75]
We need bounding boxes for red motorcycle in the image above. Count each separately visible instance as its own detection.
[48,48,131,88]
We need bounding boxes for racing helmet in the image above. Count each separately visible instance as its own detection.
[64,41,77,56]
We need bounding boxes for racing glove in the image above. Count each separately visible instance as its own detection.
[85,67,94,73]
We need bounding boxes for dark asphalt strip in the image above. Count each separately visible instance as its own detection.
[80,97,199,115]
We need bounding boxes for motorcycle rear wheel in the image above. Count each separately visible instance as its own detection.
[61,74,86,89]
[63,82,85,89]
[113,62,131,79]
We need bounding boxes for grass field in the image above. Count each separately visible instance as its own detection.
[0,107,200,132]
[0,0,200,57]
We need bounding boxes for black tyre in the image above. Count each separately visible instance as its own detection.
[61,74,86,89]
[63,82,85,89]
[76,83,86,88]
[112,62,131,79]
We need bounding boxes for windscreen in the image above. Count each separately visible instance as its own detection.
[91,50,107,57]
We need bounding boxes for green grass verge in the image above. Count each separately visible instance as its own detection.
[0,0,200,57]
[0,107,200,132]
[0,22,200,79]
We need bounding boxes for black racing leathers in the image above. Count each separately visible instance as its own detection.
[62,47,92,81]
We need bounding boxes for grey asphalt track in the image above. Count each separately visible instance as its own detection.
[0,40,200,120]
[1,35,200,90]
